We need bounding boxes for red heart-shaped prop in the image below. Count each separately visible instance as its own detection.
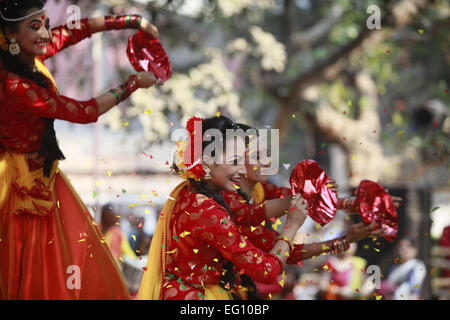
[355,180,398,242]
[127,31,172,83]
[289,160,337,226]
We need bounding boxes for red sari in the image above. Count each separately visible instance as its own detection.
[161,184,284,300]
[0,19,129,299]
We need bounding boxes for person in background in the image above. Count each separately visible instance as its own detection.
[101,204,137,262]
[384,238,426,300]
[322,242,369,300]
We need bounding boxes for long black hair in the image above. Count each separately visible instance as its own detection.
[0,0,65,177]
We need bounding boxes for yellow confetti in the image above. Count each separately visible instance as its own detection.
[261,220,266,226]
[107,171,112,176]
[57,201,60,208]
[292,114,296,119]
[123,121,129,127]
[128,204,137,207]
[233,184,240,190]
[347,100,352,106]
[411,155,415,160]
[95,180,101,186]
[78,239,86,243]
[278,279,285,287]
[145,209,151,214]
[352,155,357,160]
[239,242,245,248]
[418,29,424,34]
[215,112,221,117]
[193,249,199,254]
[144,108,153,114]
[180,231,191,238]
[253,166,258,171]
[376,295,382,300]
[119,257,124,263]
[414,284,419,289]
[323,264,329,270]
[132,235,136,242]
[184,211,190,216]
[374,248,380,252]
[250,226,257,232]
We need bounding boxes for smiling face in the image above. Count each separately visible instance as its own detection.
[6,8,51,58]
[205,136,247,192]
[245,136,271,184]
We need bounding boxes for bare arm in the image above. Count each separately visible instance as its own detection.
[96,72,157,116]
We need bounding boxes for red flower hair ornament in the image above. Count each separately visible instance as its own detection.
[174,117,206,181]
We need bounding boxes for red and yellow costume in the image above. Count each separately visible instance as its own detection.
[137,181,284,300]
[222,182,304,263]
[222,182,305,299]
[0,19,129,299]
[137,117,286,300]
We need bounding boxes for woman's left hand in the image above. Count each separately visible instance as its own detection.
[139,18,159,38]
[345,221,383,243]
[327,179,339,193]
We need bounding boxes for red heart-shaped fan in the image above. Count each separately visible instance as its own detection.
[126,31,172,83]
[354,180,398,242]
[289,160,337,226]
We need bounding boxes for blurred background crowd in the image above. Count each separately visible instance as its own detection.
[42,0,449,299]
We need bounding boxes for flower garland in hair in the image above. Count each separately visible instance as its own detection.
[174,116,206,181]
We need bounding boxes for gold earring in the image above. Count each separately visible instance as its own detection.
[204,168,212,180]
[9,38,20,56]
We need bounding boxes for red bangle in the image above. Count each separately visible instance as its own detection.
[277,235,294,255]
[105,15,142,30]
[119,75,140,101]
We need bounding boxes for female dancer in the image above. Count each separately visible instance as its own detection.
[137,115,309,300]
[220,123,387,299]
[0,0,158,299]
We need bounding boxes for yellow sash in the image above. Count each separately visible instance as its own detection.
[35,57,59,93]
[136,181,230,300]
[253,182,266,204]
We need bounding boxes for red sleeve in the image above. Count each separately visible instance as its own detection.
[239,224,278,253]
[222,191,268,226]
[262,182,291,200]
[41,18,93,60]
[287,244,304,264]
[194,200,283,284]
[240,224,304,264]
[5,73,99,124]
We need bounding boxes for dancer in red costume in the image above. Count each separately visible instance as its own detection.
[137,116,309,300]
[0,0,159,299]
[221,123,393,299]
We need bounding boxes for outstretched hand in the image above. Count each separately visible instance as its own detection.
[345,221,383,243]
[139,18,159,38]
[287,194,309,228]
[135,71,158,88]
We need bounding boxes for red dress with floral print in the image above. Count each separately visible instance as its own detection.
[221,183,305,299]
[0,19,129,299]
[222,183,304,263]
[161,185,283,300]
